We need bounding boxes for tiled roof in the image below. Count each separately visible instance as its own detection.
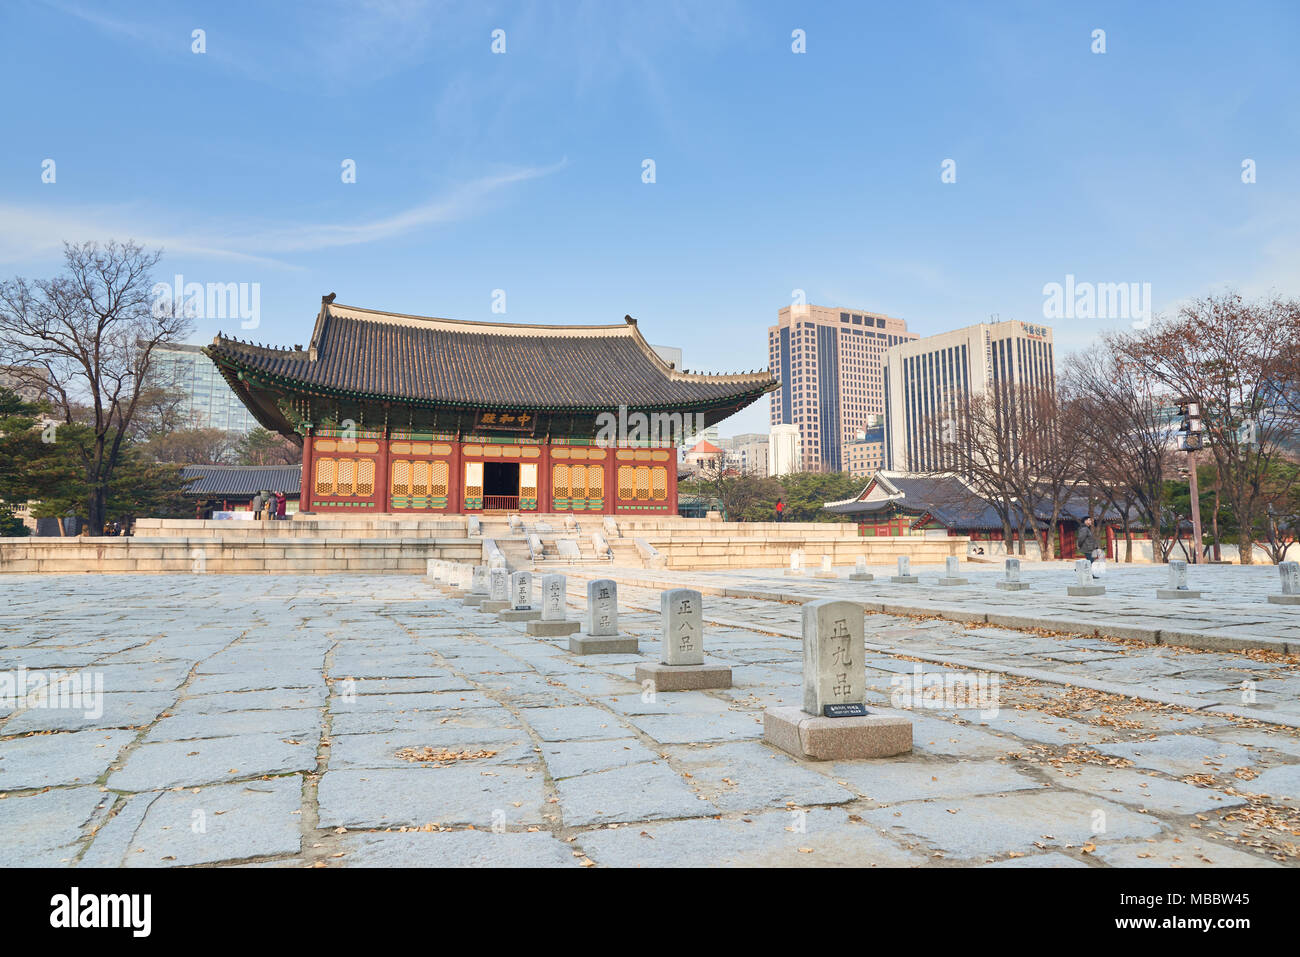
[206,302,776,412]
[179,465,301,496]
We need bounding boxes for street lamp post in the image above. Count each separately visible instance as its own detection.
[1177,399,1204,563]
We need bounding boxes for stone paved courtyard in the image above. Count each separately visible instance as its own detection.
[2,571,1299,868]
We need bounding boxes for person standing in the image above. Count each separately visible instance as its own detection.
[1076,516,1101,561]
[275,490,287,520]
[775,499,785,523]
[250,491,264,518]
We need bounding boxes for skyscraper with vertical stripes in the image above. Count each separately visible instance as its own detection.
[768,305,916,472]
[882,320,1056,472]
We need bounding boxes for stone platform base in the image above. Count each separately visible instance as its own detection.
[526,619,581,637]
[1068,585,1106,596]
[937,577,969,586]
[996,581,1030,591]
[570,634,639,655]
[499,608,542,621]
[848,573,874,581]
[890,575,919,584]
[479,600,509,613]
[462,594,487,606]
[814,570,836,579]
[783,570,805,577]
[635,661,732,691]
[1156,589,1203,600]
[763,706,912,761]
[1268,594,1300,605]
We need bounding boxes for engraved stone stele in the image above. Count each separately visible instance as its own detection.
[500,570,542,621]
[526,573,581,636]
[635,588,730,691]
[815,554,836,578]
[462,564,490,605]
[1268,561,1300,605]
[1067,558,1105,596]
[763,599,911,761]
[480,567,510,613]
[937,555,969,586]
[849,555,873,582]
[996,557,1030,591]
[1156,559,1202,600]
[785,550,804,576]
[570,578,637,654]
[890,554,918,584]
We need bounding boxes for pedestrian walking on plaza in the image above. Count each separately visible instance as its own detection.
[250,491,264,518]
[1076,516,1103,562]
[775,499,785,523]
[274,490,287,520]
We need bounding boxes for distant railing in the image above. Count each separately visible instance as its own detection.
[483,495,519,511]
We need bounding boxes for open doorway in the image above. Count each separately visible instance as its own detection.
[483,461,520,510]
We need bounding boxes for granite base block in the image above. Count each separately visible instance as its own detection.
[1156,589,1203,600]
[479,600,509,613]
[1067,585,1106,596]
[1267,594,1300,605]
[763,706,912,761]
[525,619,581,637]
[462,594,487,606]
[848,573,874,582]
[890,576,920,584]
[634,661,732,691]
[996,581,1031,591]
[937,577,970,586]
[569,634,639,655]
[499,608,542,621]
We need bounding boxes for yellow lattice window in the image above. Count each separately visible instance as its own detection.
[336,459,355,496]
[587,467,603,500]
[651,466,668,500]
[431,461,449,497]
[618,466,635,499]
[315,458,336,495]
[571,465,586,500]
[635,466,650,500]
[391,460,410,497]
[412,461,431,498]
[357,459,375,497]
[553,465,570,499]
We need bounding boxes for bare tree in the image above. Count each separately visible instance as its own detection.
[1114,292,1300,564]
[0,241,190,530]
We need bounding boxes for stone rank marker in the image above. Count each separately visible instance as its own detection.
[937,555,969,586]
[890,555,919,584]
[1156,559,1202,600]
[1268,561,1300,605]
[785,551,804,576]
[635,588,731,692]
[500,570,542,621]
[763,599,911,761]
[480,567,510,613]
[1067,558,1105,596]
[526,573,581,637]
[462,565,490,606]
[570,578,638,655]
[996,557,1030,591]
[848,556,873,582]
[814,554,836,578]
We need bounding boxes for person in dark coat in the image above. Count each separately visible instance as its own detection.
[274,491,287,519]
[1076,516,1102,560]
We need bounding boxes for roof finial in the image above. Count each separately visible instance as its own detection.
[323,292,336,304]
[624,315,636,325]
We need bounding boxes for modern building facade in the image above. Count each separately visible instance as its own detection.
[719,432,770,476]
[206,297,775,516]
[768,304,916,472]
[843,422,886,478]
[883,320,1055,472]
[154,343,260,433]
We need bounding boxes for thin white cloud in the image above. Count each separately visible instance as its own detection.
[0,161,565,268]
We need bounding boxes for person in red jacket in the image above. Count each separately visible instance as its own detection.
[274,490,287,520]
[775,499,785,523]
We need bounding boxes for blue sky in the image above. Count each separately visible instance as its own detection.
[3,0,1297,436]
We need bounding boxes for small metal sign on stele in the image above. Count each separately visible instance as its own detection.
[823,703,868,718]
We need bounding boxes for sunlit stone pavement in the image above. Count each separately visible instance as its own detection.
[1,572,1298,868]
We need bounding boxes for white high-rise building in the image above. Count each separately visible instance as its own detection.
[883,320,1055,472]
[769,424,802,476]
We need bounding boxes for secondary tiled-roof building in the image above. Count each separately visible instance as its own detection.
[205,297,776,516]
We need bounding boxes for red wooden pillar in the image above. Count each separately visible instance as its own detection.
[376,430,390,513]
[450,439,463,513]
[301,430,315,513]
[538,444,551,515]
